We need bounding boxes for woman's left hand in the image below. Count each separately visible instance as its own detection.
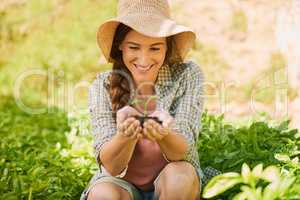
[142,110,174,142]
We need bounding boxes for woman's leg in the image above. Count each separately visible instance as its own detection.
[153,161,201,200]
[87,181,133,200]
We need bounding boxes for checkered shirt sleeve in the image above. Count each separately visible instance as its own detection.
[88,72,116,168]
[170,61,205,161]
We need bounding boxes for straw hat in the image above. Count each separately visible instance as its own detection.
[97,0,197,63]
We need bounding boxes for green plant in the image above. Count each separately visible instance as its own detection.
[129,95,162,126]
[198,111,300,199]
[0,97,95,199]
[275,153,300,179]
[203,163,300,199]
[129,95,158,116]
[1,98,300,199]
[198,110,299,172]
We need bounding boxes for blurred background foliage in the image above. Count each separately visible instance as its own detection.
[0,0,116,110]
[0,0,299,199]
[1,1,116,199]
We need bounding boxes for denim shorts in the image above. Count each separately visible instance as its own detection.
[81,176,156,200]
[80,165,203,200]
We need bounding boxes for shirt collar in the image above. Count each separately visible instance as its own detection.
[155,64,174,87]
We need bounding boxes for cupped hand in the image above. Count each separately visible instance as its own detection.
[117,117,143,140]
[142,110,174,142]
[116,105,143,127]
[116,106,144,141]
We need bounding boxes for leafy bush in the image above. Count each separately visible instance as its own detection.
[199,111,300,199]
[1,97,299,199]
[0,97,95,200]
[203,163,300,199]
[198,111,299,172]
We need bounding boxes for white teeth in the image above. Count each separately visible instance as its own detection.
[134,64,152,72]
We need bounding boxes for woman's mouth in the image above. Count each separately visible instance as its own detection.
[134,64,153,72]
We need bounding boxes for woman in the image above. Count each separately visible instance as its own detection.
[81,0,217,199]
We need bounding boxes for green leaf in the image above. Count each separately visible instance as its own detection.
[291,157,299,164]
[239,186,263,200]
[277,120,290,131]
[262,181,280,200]
[261,166,280,183]
[241,163,251,184]
[202,172,242,198]
[233,191,248,200]
[277,176,296,197]
[252,164,263,178]
[274,154,290,162]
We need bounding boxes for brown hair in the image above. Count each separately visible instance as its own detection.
[108,23,182,118]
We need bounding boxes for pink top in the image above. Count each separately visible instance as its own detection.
[122,137,169,191]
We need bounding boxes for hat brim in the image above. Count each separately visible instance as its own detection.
[97,14,196,63]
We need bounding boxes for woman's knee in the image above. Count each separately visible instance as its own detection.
[161,161,198,183]
[155,161,200,199]
[87,182,132,200]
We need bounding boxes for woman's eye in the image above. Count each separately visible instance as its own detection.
[128,47,160,51]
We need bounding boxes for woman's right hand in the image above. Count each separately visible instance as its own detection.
[116,106,143,140]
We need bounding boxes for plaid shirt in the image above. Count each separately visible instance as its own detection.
[87,60,220,190]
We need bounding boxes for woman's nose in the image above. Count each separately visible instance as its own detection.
[136,51,151,67]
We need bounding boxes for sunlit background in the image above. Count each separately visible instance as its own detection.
[0,0,299,199]
[1,0,299,128]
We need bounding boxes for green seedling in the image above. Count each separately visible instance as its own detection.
[129,95,162,127]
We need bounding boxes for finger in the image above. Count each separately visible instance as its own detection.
[118,118,131,132]
[145,123,163,141]
[123,129,130,137]
[123,122,135,137]
[148,120,163,134]
[160,127,170,136]
[154,123,165,136]
[149,119,161,128]
[163,117,174,128]
[148,121,166,140]
[121,117,135,136]
[118,123,125,133]
[126,120,139,137]
[145,119,159,129]
[130,126,142,140]
[123,117,136,128]
[127,119,139,131]
[143,127,156,142]
[116,113,126,128]
[148,110,159,118]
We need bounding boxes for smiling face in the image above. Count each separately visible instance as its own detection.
[119,30,168,94]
